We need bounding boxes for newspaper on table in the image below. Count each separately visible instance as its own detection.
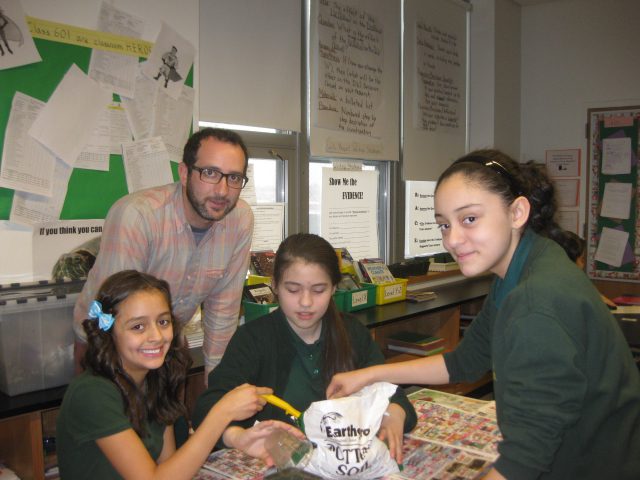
[196,449,270,480]
[193,388,502,480]
[385,388,502,480]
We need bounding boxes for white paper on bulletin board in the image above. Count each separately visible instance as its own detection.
[309,0,400,161]
[404,181,446,257]
[32,219,105,281]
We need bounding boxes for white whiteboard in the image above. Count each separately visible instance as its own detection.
[309,0,400,161]
[402,0,469,181]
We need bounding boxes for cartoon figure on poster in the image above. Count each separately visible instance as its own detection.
[153,45,181,88]
[141,21,195,100]
[0,6,20,56]
[0,0,41,69]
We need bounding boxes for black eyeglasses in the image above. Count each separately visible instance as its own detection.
[190,166,249,189]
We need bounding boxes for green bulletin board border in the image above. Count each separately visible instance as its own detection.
[0,19,191,221]
[586,106,640,282]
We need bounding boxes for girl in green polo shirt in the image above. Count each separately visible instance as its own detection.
[57,270,278,479]
[327,150,640,480]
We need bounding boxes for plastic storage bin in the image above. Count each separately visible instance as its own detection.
[363,278,408,305]
[242,299,279,322]
[0,293,76,396]
[246,274,272,286]
[334,284,376,312]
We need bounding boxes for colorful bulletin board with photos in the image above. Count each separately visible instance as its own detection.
[586,106,640,282]
[0,16,193,221]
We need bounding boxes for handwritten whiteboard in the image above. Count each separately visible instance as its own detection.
[309,0,400,161]
[402,0,469,181]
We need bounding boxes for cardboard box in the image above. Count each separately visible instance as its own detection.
[0,293,76,396]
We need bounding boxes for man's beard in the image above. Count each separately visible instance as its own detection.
[186,178,238,222]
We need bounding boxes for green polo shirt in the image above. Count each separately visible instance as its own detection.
[57,372,165,479]
[282,319,325,413]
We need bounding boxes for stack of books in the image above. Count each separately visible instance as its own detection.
[243,283,276,304]
[250,250,276,277]
[337,273,360,291]
[356,258,396,284]
[406,289,437,303]
[335,247,357,276]
[386,331,445,356]
[428,260,459,272]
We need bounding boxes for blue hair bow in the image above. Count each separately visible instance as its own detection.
[88,300,114,332]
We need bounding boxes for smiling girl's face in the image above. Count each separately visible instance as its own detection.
[434,172,527,279]
[273,259,336,344]
[112,289,173,385]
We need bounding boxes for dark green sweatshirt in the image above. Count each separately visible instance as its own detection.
[444,229,640,479]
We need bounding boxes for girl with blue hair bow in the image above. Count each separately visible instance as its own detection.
[56,270,294,479]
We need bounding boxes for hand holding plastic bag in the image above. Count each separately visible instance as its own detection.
[302,382,399,479]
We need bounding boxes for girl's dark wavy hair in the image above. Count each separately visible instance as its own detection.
[273,233,354,386]
[81,270,192,437]
[435,149,575,254]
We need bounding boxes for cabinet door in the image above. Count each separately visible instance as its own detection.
[0,411,45,480]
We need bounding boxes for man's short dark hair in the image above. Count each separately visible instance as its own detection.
[182,128,249,173]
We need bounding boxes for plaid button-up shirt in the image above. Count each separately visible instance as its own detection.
[74,182,254,373]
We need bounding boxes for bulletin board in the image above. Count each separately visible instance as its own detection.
[0,17,192,221]
[585,106,640,282]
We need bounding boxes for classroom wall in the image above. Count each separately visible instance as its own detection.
[520,0,640,233]
[11,0,637,264]
[468,0,496,153]
[493,0,520,157]
[468,0,521,159]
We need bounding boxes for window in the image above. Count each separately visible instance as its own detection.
[197,122,394,259]
[247,158,278,203]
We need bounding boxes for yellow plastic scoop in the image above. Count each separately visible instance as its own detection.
[261,394,301,419]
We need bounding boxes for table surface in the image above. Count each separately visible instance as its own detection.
[195,387,501,480]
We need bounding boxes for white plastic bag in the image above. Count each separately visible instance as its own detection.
[302,382,399,479]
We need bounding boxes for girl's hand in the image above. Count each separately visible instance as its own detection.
[326,369,372,399]
[377,403,406,464]
[224,421,306,467]
[217,384,272,422]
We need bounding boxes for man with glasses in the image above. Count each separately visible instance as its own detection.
[73,128,254,380]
